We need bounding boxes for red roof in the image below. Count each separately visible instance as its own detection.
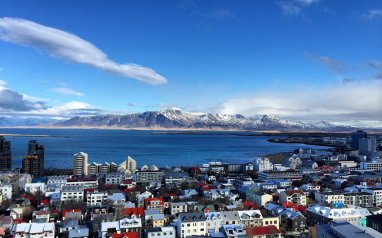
[246,225,281,236]
[62,209,82,217]
[122,179,133,184]
[111,232,138,238]
[144,197,164,207]
[40,199,49,205]
[122,207,144,217]
[284,190,305,196]
[242,201,259,210]
[13,218,24,224]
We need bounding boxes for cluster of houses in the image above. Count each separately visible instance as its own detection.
[0,132,381,237]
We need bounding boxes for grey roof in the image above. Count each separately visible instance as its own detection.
[68,226,89,238]
[178,212,206,222]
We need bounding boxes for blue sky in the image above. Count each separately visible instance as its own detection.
[0,0,382,127]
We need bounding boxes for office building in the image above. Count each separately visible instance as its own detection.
[351,130,367,150]
[0,136,11,171]
[22,140,44,177]
[73,152,88,176]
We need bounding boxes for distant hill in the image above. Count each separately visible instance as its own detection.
[53,109,354,132]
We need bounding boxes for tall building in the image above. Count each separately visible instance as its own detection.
[351,130,367,150]
[0,136,11,171]
[359,138,378,160]
[73,152,88,176]
[22,140,44,177]
[118,156,137,173]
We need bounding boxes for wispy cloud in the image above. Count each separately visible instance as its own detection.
[0,17,167,85]
[304,52,343,74]
[363,9,382,19]
[368,60,382,69]
[49,87,84,97]
[217,80,382,125]
[278,0,320,16]
[127,102,136,107]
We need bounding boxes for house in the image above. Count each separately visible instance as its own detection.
[343,192,374,207]
[144,198,164,213]
[105,172,126,185]
[221,211,240,226]
[68,226,89,238]
[170,202,188,215]
[279,210,306,232]
[32,210,50,223]
[108,193,126,205]
[61,185,85,203]
[181,189,198,197]
[205,212,223,233]
[220,224,246,237]
[237,210,263,228]
[300,183,321,192]
[100,218,142,238]
[122,207,144,218]
[246,225,282,238]
[24,182,46,195]
[136,191,153,206]
[145,226,176,238]
[12,222,55,238]
[279,190,307,206]
[87,191,108,206]
[314,192,344,205]
[361,188,382,206]
[176,212,207,238]
[246,190,273,207]
[144,210,166,228]
[307,205,372,226]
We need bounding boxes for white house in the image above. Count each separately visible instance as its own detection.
[24,183,46,195]
[176,212,207,238]
[0,184,13,200]
[254,157,273,172]
[87,192,108,206]
[12,223,55,238]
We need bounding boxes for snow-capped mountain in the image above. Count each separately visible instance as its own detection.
[54,109,352,131]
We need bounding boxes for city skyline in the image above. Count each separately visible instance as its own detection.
[0,1,382,127]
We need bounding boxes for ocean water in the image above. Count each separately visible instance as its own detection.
[0,128,331,169]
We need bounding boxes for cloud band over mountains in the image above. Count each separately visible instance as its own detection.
[0,17,167,85]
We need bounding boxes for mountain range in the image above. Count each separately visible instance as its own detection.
[51,109,353,131]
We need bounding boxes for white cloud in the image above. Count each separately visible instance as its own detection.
[218,81,382,125]
[295,0,320,6]
[49,87,84,97]
[0,17,167,85]
[364,9,382,19]
[278,0,320,16]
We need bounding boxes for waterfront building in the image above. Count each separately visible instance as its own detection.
[118,156,137,173]
[73,152,88,176]
[0,136,11,171]
[22,140,44,177]
[254,157,273,172]
[87,162,101,175]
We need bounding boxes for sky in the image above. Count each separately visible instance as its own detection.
[0,0,382,127]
